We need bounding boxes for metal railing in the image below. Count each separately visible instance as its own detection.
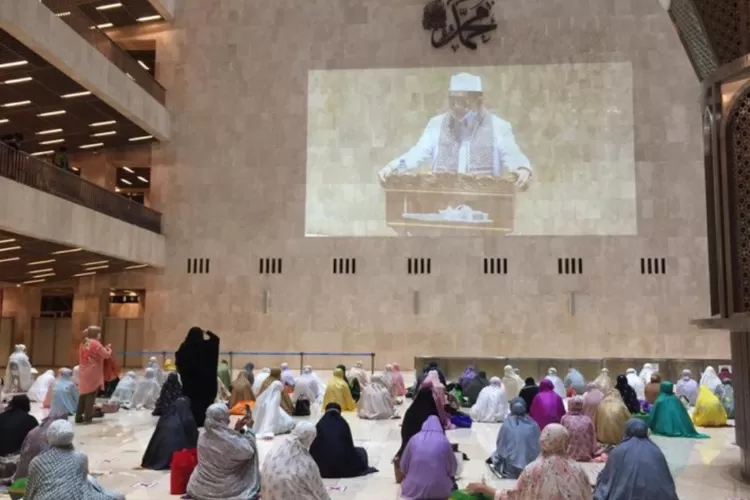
[0,143,162,233]
[116,350,377,373]
[39,0,166,104]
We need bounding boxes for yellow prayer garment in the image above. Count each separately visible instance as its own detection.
[692,385,727,427]
[322,368,356,411]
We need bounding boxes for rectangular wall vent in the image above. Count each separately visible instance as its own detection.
[187,258,210,275]
[640,257,667,275]
[407,258,431,275]
[259,258,282,275]
[333,258,357,275]
[557,258,583,275]
[483,257,508,275]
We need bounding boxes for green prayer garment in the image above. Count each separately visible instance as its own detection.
[648,381,709,439]
[217,362,232,392]
[450,490,494,500]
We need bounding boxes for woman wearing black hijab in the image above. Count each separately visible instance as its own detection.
[518,377,540,412]
[175,326,219,427]
[0,395,38,457]
[141,397,199,470]
[397,386,440,457]
[152,372,183,416]
[309,403,377,478]
[616,374,642,414]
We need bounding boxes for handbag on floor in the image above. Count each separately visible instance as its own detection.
[170,448,198,495]
[294,398,311,416]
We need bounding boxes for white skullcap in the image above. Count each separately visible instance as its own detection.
[450,72,482,92]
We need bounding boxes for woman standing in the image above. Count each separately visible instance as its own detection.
[176,327,220,427]
[77,326,112,424]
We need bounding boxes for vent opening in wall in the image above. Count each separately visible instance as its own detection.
[259,258,283,275]
[483,257,508,275]
[557,258,583,275]
[640,257,667,275]
[333,258,357,275]
[407,258,431,275]
[187,258,210,275]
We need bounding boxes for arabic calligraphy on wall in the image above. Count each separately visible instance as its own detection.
[422,0,497,52]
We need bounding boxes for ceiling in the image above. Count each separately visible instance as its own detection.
[0,229,149,285]
[0,28,158,156]
[62,0,164,28]
[117,165,150,189]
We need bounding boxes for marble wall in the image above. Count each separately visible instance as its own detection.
[138,0,723,367]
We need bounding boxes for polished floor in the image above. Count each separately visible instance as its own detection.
[15,371,750,499]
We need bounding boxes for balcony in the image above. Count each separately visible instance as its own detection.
[0,142,161,233]
[39,0,165,104]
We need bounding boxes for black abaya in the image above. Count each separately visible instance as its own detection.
[397,387,439,456]
[175,327,219,427]
[464,373,490,406]
[519,378,540,412]
[141,397,199,470]
[0,396,38,457]
[309,403,377,478]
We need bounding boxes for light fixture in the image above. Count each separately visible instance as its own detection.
[125,73,135,81]
[137,15,162,22]
[85,265,109,270]
[4,76,32,84]
[36,128,63,135]
[95,2,122,10]
[51,248,82,255]
[22,278,46,284]
[0,245,21,252]
[115,187,121,192]
[79,142,104,149]
[137,60,150,71]
[2,100,30,107]
[55,12,71,17]
[28,268,54,274]
[34,273,56,278]
[39,139,64,145]
[137,176,149,183]
[30,150,54,156]
[27,259,55,266]
[0,119,8,124]
[125,264,148,270]
[89,120,116,127]
[73,271,96,277]
[37,110,66,117]
[129,135,153,142]
[0,60,27,69]
[61,91,91,98]
[95,23,114,29]
[92,130,116,137]
[122,166,134,173]
[0,238,15,244]
[0,257,20,264]
[83,260,109,266]
[71,166,79,172]
[120,178,132,185]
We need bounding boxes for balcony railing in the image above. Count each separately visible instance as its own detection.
[0,143,162,233]
[40,0,166,105]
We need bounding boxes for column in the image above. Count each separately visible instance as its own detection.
[0,286,41,347]
[731,332,750,479]
[70,278,109,364]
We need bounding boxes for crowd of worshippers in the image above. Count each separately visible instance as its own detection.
[0,325,736,500]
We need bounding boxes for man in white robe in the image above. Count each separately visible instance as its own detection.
[5,344,33,393]
[544,368,566,399]
[357,374,395,420]
[379,73,532,188]
[638,363,655,386]
[470,377,508,423]
[625,368,645,400]
[502,365,522,399]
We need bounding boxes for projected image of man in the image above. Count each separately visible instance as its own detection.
[379,73,532,188]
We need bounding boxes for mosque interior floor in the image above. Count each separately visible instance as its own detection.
[10,370,750,500]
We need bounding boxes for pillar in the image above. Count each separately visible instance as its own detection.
[70,278,109,364]
[0,286,41,347]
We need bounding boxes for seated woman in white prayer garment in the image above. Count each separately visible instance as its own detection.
[109,372,137,409]
[544,368,566,399]
[252,368,271,395]
[25,420,125,500]
[186,403,261,500]
[471,376,509,423]
[700,366,722,393]
[348,361,370,388]
[252,380,294,438]
[293,366,324,405]
[261,422,331,500]
[129,368,162,410]
[28,370,55,403]
[357,374,396,420]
